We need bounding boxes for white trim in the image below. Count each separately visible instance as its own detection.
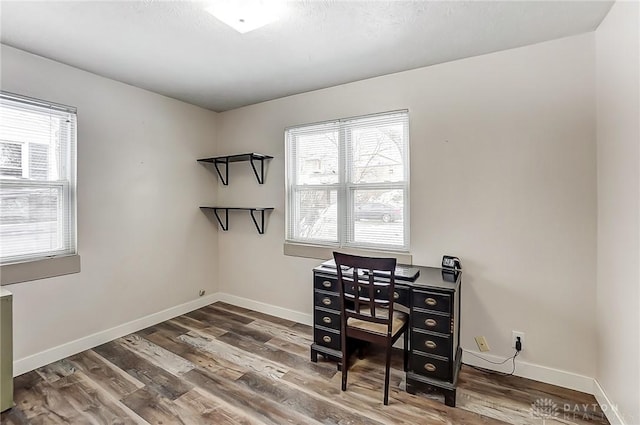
[1,254,81,285]
[462,349,594,394]
[283,242,413,263]
[593,379,627,425]
[216,292,313,326]
[13,293,221,376]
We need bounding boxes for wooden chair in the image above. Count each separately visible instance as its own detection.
[333,252,409,405]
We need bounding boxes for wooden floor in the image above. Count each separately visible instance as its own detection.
[1,302,608,425]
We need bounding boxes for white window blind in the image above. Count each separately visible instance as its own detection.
[0,92,77,264]
[286,110,409,251]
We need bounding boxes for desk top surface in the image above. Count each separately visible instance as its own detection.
[314,259,461,292]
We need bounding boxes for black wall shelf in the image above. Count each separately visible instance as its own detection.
[200,207,274,234]
[197,153,273,185]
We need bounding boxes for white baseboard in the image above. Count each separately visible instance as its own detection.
[461,349,594,394]
[216,292,313,326]
[593,379,627,425]
[13,293,221,376]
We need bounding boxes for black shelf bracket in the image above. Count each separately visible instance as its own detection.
[200,207,274,234]
[249,208,267,234]
[197,153,273,185]
[249,156,267,185]
[213,157,230,186]
[212,207,229,231]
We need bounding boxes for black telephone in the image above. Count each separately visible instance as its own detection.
[442,255,461,270]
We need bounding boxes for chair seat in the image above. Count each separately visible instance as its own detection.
[347,308,408,336]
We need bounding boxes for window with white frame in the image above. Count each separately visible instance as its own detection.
[285,110,409,251]
[0,92,77,264]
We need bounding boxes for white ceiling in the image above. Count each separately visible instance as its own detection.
[0,1,613,112]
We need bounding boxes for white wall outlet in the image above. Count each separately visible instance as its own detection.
[512,331,525,350]
[199,289,206,297]
[474,336,490,352]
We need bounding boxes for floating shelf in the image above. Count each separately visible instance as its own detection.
[197,153,273,185]
[200,207,274,234]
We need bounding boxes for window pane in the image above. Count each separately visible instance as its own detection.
[0,142,22,177]
[0,101,65,181]
[294,131,339,185]
[294,189,338,242]
[29,143,50,180]
[0,185,63,258]
[0,104,60,145]
[350,122,406,184]
[353,189,404,247]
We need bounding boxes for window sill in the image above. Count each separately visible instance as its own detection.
[1,254,81,285]
[283,242,412,264]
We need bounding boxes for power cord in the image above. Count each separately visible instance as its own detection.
[463,349,520,376]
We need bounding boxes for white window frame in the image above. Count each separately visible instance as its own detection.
[285,110,410,252]
[0,91,77,266]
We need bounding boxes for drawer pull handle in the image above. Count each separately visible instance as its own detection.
[425,298,437,306]
[425,340,437,349]
[322,316,332,324]
[424,363,436,372]
[393,291,399,300]
[322,298,332,306]
[425,318,437,327]
[322,335,332,343]
[322,280,332,288]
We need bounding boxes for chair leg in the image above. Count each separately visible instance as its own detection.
[383,342,392,405]
[341,353,348,391]
[341,332,348,391]
[403,331,409,372]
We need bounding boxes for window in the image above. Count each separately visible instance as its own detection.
[286,110,409,251]
[0,92,77,264]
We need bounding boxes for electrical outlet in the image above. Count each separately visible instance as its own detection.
[512,331,525,350]
[474,336,490,352]
[199,289,206,297]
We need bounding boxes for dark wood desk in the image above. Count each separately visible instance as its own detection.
[310,260,462,406]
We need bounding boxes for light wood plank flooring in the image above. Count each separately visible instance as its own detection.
[1,302,608,425]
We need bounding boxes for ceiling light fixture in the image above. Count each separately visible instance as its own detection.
[205,0,284,34]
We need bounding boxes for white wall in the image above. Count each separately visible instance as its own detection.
[595,1,640,423]
[217,34,597,381]
[0,45,220,366]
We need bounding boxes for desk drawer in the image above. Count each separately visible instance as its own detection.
[314,291,340,311]
[314,308,341,330]
[412,329,451,358]
[410,351,450,381]
[314,327,340,351]
[412,310,450,335]
[314,276,338,292]
[413,290,451,314]
[392,286,410,307]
